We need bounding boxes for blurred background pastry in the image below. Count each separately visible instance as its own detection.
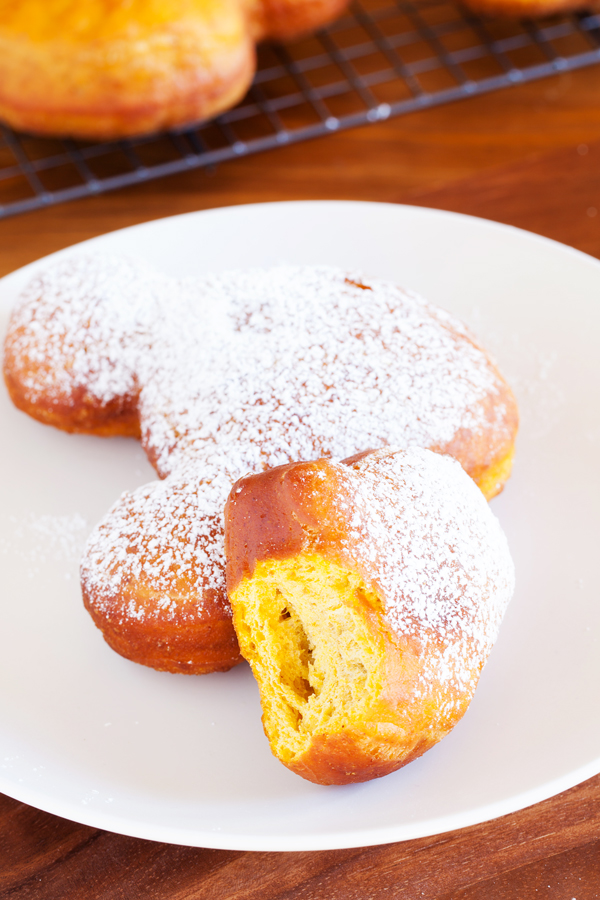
[0,0,348,139]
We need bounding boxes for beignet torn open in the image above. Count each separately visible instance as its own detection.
[232,554,384,765]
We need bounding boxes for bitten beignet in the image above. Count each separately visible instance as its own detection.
[225,448,515,784]
[4,259,517,674]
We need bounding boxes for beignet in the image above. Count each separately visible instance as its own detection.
[225,448,515,785]
[3,259,518,674]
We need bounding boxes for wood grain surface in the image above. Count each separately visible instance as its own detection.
[1,51,600,900]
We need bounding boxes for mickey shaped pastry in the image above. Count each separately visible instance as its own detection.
[0,0,348,139]
[3,256,518,674]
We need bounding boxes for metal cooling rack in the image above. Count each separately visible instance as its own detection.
[2,0,600,220]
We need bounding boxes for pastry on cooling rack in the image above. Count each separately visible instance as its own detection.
[225,448,515,784]
[3,257,518,674]
[0,0,348,140]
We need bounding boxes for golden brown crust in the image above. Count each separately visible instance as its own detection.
[3,363,141,438]
[82,585,241,675]
[225,460,331,593]
[0,0,349,139]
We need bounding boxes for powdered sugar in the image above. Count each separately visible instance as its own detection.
[0,512,88,579]
[7,257,513,624]
[6,255,165,408]
[136,266,507,478]
[337,448,514,692]
[80,475,229,624]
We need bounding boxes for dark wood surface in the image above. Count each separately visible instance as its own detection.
[1,57,600,900]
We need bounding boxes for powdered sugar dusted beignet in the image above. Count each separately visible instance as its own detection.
[81,474,241,674]
[4,259,518,673]
[3,255,162,437]
[225,448,515,784]
[135,266,518,490]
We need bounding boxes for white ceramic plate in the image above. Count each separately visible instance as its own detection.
[0,201,599,852]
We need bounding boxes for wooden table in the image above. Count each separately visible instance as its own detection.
[1,59,600,900]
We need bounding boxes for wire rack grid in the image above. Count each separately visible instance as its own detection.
[2,0,600,220]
